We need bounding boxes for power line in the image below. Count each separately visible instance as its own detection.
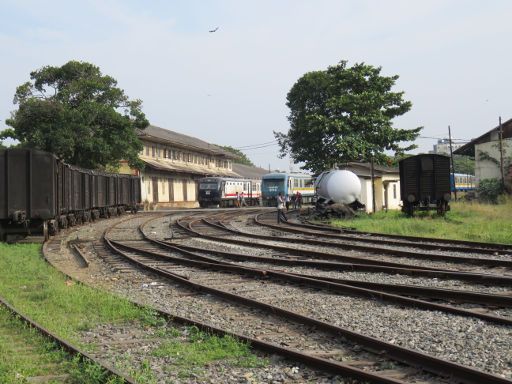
[418,135,470,142]
[239,144,280,151]
[235,140,278,150]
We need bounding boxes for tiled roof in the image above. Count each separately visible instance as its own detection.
[454,117,512,156]
[232,163,269,179]
[141,157,240,177]
[138,125,236,158]
[340,162,399,178]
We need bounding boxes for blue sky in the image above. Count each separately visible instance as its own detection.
[1,0,510,170]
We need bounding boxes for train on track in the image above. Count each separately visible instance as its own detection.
[0,148,141,242]
[399,154,451,215]
[261,172,314,207]
[197,177,261,207]
[451,173,476,192]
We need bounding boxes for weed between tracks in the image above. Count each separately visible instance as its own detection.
[152,325,267,379]
[0,243,267,382]
[333,200,512,244]
[0,305,124,384]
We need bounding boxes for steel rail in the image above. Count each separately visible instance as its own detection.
[182,218,442,272]
[44,215,406,384]
[113,234,512,327]
[216,215,512,269]
[301,219,512,252]
[144,216,512,306]
[255,213,512,256]
[103,235,512,384]
[0,294,136,384]
[176,218,512,285]
[165,242,512,307]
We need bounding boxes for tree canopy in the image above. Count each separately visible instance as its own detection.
[275,60,422,173]
[219,145,254,166]
[453,155,475,175]
[2,60,148,169]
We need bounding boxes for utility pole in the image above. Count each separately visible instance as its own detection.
[370,151,376,213]
[448,125,457,200]
[498,116,505,187]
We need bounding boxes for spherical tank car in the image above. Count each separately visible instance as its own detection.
[314,170,361,205]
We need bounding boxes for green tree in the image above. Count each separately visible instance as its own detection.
[3,61,148,170]
[219,145,254,166]
[275,60,421,173]
[452,155,475,175]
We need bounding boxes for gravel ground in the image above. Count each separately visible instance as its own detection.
[43,214,373,384]
[167,236,512,295]
[44,211,512,382]
[222,220,512,273]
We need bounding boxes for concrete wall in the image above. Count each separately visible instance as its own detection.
[475,138,512,184]
[358,177,401,213]
[141,173,199,209]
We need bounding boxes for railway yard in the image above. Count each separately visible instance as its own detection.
[1,207,509,383]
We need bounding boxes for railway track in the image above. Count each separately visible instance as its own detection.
[232,212,512,270]
[98,211,512,384]
[299,217,512,254]
[0,294,135,383]
[175,214,512,286]
[156,216,510,320]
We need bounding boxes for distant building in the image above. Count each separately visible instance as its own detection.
[120,125,238,208]
[454,118,512,188]
[431,138,464,155]
[340,163,401,212]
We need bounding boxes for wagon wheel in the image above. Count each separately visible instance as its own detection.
[404,202,414,217]
[42,221,49,242]
[436,202,447,216]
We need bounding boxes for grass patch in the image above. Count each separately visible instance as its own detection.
[152,326,267,378]
[0,306,124,384]
[0,244,267,381]
[0,243,152,345]
[331,199,512,244]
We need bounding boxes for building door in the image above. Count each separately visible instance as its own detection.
[182,179,188,201]
[168,178,174,201]
[152,177,159,203]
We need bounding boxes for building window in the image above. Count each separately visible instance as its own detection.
[393,184,397,199]
[145,146,149,156]
[152,146,155,157]
[156,147,161,157]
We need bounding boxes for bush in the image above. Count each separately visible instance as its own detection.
[477,178,505,204]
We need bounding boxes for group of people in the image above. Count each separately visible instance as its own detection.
[276,191,302,223]
[234,191,248,207]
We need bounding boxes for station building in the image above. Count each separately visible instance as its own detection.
[120,125,238,208]
[340,162,401,212]
[454,117,512,190]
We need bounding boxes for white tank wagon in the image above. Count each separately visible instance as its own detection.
[314,170,362,205]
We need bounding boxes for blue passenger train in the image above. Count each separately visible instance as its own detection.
[450,173,476,192]
[261,173,314,207]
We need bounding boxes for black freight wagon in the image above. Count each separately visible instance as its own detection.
[399,154,451,216]
[0,148,141,242]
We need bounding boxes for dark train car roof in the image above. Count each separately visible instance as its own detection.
[399,153,450,163]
